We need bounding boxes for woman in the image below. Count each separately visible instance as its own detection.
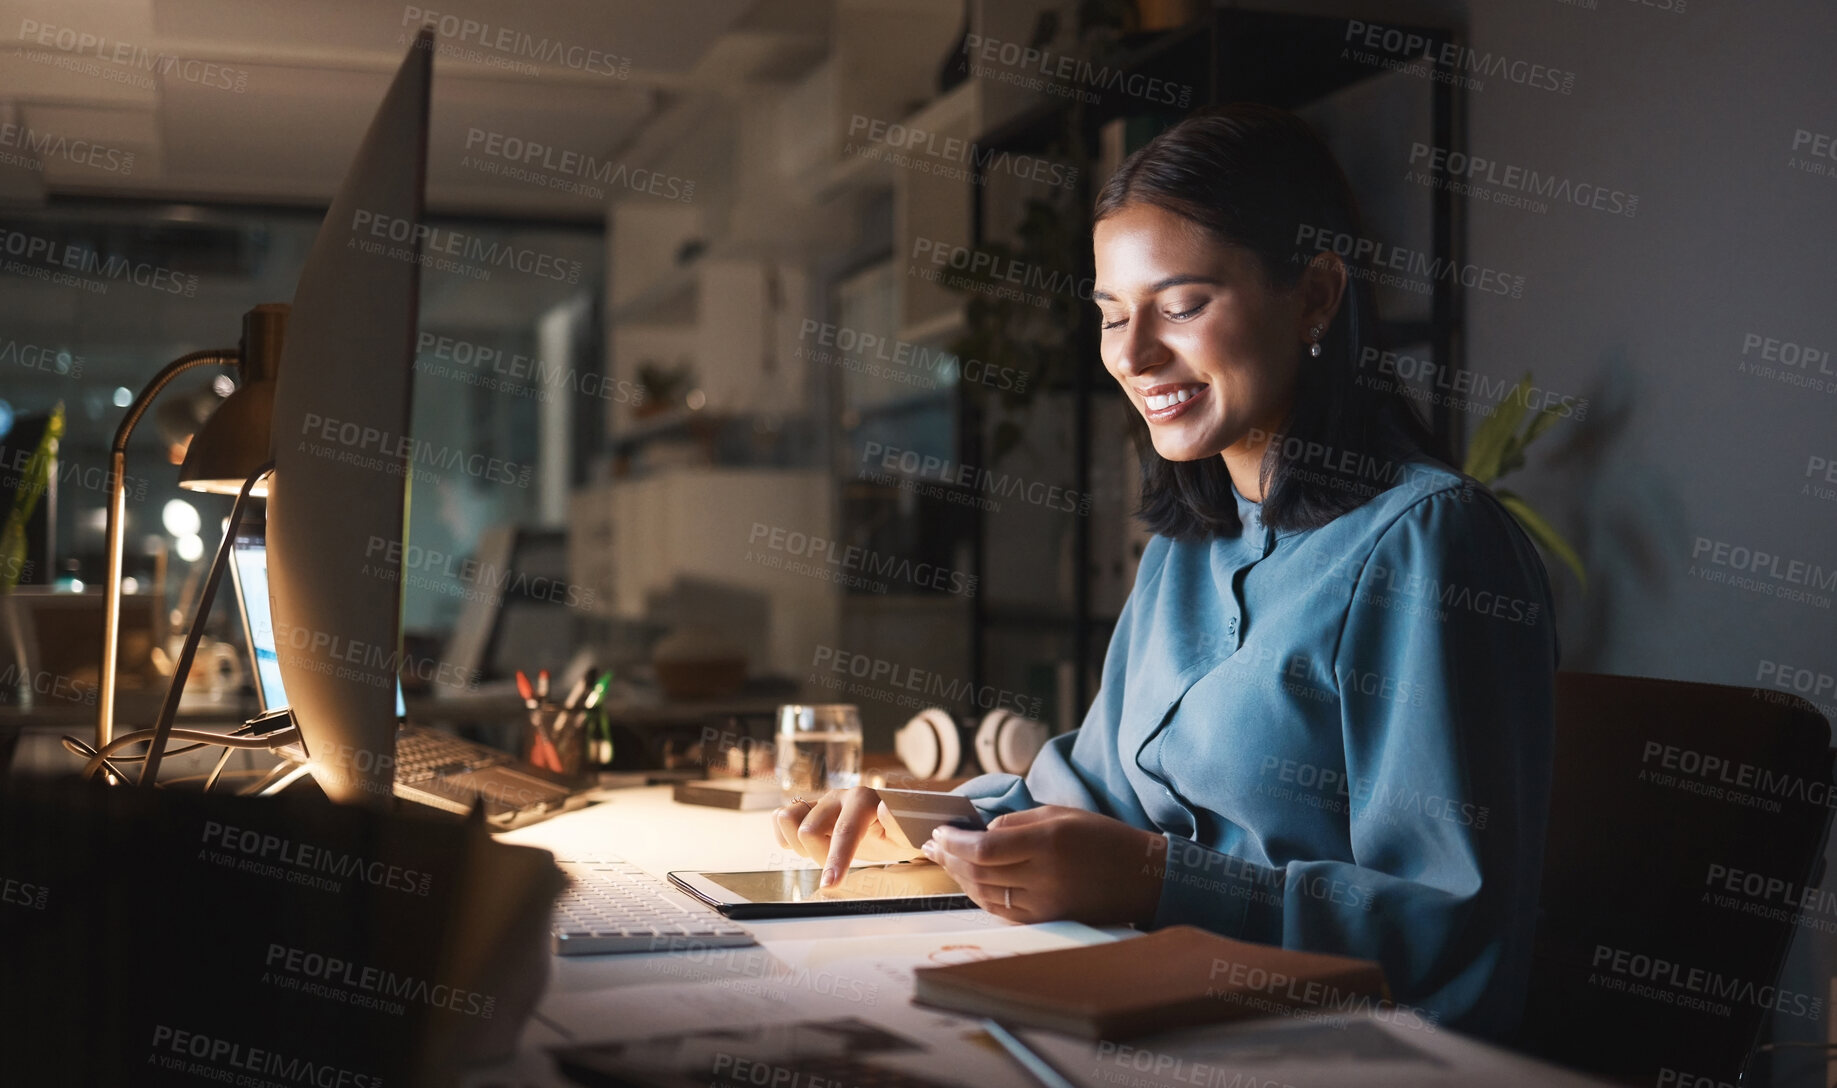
[774,104,1558,1042]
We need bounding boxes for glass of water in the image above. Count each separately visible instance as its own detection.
[776,704,863,794]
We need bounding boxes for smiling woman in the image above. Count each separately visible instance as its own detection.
[1093,105,1452,531]
[776,104,1559,1045]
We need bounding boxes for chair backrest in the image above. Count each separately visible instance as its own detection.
[1516,672,1834,1082]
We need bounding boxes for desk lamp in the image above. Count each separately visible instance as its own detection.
[96,304,287,753]
[84,28,432,794]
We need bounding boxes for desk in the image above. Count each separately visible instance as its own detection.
[473,787,1619,1088]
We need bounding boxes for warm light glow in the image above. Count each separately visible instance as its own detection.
[162,499,201,537]
[121,577,140,594]
[179,474,271,497]
[175,534,204,562]
[212,375,236,397]
[686,389,707,411]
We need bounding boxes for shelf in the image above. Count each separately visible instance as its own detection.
[814,79,980,202]
[976,11,1457,154]
[608,408,722,450]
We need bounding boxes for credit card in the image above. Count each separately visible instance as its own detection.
[877,787,988,849]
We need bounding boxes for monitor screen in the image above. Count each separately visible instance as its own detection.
[232,534,406,720]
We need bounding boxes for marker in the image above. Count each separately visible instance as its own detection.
[584,670,615,764]
[583,670,614,711]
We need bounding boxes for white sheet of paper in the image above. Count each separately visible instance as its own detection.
[757,918,1116,995]
[533,922,1122,1088]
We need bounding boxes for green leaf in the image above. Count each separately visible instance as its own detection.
[1463,375,1531,482]
[1496,488,1586,593]
[0,401,65,595]
[1522,402,1564,446]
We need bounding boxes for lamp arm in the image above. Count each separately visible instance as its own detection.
[137,461,272,786]
[97,349,240,752]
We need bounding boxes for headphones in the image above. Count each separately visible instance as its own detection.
[894,706,1050,780]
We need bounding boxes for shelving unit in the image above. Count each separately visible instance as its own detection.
[584,2,1464,745]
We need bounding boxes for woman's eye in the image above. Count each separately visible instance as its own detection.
[1166,302,1206,321]
[1100,315,1126,330]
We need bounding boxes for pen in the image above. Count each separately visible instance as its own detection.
[559,670,591,715]
[583,670,614,711]
[981,1019,1079,1088]
[515,670,537,709]
[583,670,614,764]
[537,668,550,701]
[553,669,596,768]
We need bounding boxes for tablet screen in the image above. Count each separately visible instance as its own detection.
[697,861,962,904]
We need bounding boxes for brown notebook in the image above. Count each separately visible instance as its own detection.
[911,925,1390,1040]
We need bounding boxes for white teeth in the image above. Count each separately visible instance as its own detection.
[1145,388,1198,410]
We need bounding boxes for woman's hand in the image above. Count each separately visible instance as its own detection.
[771,787,925,888]
[919,805,1168,927]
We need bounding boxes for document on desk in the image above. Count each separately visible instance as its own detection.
[1007,1013,1622,1088]
[538,923,1120,1088]
[540,922,1112,1044]
[760,919,1112,994]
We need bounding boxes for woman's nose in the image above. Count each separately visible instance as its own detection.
[1109,320,1168,377]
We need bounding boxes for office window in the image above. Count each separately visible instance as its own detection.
[0,201,602,634]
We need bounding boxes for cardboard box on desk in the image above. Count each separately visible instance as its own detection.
[0,779,563,1088]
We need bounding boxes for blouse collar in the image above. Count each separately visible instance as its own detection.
[1230,479,1280,552]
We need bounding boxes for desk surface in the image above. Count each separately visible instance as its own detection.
[475,787,1616,1088]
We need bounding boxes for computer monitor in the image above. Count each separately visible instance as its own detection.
[228,517,406,720]
[265,29,430,805]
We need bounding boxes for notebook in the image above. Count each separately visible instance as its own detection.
[911,925,1390,1039]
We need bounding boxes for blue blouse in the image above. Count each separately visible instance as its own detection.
[953,457,1558,1041]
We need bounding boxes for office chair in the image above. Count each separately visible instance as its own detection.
[1515,672,1835,1084]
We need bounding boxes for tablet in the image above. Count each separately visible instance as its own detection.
[668,860,974,918]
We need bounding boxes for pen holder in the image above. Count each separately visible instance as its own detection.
[524,704,587,779]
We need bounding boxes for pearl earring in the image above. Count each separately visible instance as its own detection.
[1308,325,1323,358]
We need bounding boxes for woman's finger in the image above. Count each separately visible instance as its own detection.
[821,787,883,885]
[933,821,1053,867]
[948,866,1029,923]
[771,800,812,852]
[793,792,842,863]
[876,800,915,850]
[923,837,1031,917]
[923,838,1027,891]
[986,805,1060,829]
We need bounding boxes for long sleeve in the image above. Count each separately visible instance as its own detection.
[951,541,1171,827]
[1148,488,1557,1041]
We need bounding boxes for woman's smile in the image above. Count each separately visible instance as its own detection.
[1137,381,1210,423]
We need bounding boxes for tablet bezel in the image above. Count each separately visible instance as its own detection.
[668,862,976,919]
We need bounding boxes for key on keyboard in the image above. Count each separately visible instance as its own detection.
[551,858,755,956]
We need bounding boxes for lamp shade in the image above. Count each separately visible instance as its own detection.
[177,381,272,494]
[178,303,287,495]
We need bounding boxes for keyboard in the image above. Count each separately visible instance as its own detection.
[394,725,506,784]
[552,858,756,956]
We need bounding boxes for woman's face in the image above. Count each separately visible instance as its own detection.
[1092,202,1311,466]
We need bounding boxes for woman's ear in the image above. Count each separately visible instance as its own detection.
[1299,251,1348,338]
